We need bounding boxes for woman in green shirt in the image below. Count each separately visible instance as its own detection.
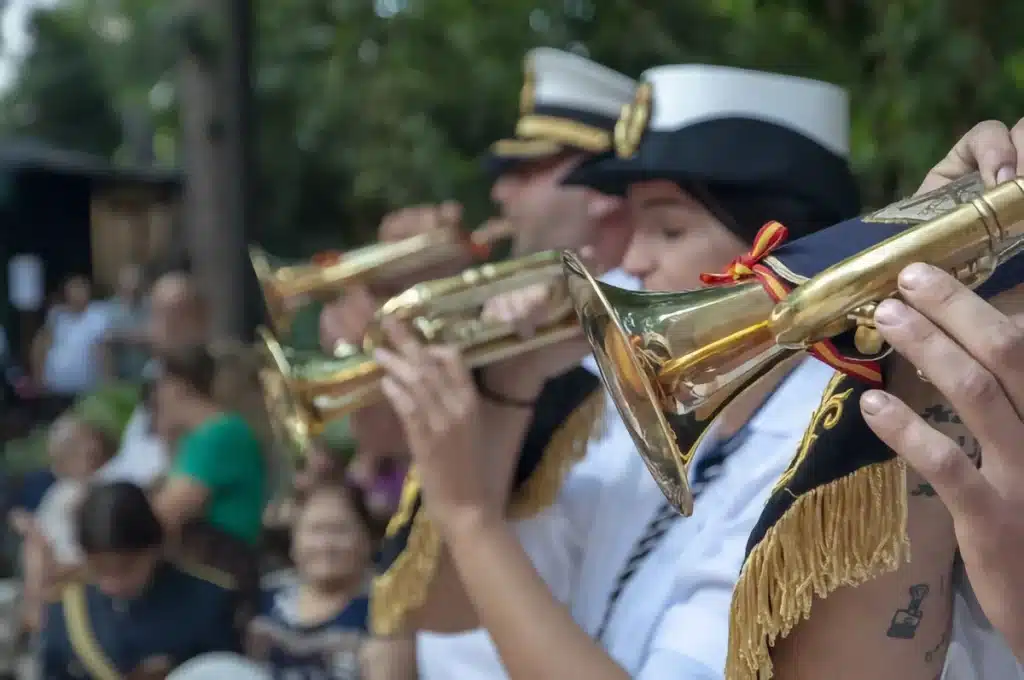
[150,344,267,546]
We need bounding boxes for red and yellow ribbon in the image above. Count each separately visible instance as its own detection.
[698,220,884,386]
[700,221,789,285]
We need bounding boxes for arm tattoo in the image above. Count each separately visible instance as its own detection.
[910,483,938,497]
[887,583,930,639]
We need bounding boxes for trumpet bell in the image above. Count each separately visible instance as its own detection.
[563,251,794,516]
[250,247,299,336]
[258,367,313,461]
[257,327,386,456]
[250,230,487,336]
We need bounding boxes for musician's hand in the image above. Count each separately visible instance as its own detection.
[478,281,592,401]
[319,284,378,355]
[374,317,497,529]
[915,117,1024,195]
[860,264,1024,659]
[378,201,462,242]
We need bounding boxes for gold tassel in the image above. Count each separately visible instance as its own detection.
[724,458,909,680]
[508,389,607,520]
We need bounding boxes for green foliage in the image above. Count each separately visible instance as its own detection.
[3,0,1024,249]
[2,8,122,156]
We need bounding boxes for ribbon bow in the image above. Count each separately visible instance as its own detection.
[699,221,789,285]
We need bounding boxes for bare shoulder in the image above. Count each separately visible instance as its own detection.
[772,359,964,680]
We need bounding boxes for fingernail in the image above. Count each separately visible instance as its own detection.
[860,390,889,415]
[873,298,907,326]
[898,262,935,290]
[997,165,1016,184]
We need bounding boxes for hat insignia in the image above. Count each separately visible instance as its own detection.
[614,82,652,159]
[519,55,536,116]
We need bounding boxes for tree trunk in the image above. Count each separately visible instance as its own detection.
[177,0,249,340]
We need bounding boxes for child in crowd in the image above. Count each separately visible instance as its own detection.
[12,391,130,635]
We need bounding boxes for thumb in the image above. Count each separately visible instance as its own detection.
[860,390,992,521]
[916,120,1015,194]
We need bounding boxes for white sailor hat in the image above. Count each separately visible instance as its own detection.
[486,48,637,175]
[564,65,860,236]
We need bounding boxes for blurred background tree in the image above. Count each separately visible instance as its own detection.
[2,0,1023,253]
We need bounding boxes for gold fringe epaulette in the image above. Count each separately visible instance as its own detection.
[725,372,910,680]
[370,471,439,636]
[509,388,607,519]
[370,387,607,636]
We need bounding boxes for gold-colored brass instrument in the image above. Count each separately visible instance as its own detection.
[251,225,508,335]
[257,249,581,449]
[565,175,1024,516]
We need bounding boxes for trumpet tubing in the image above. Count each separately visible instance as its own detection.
[256,249,583,452]
[250,225,508,335]
[770,177,1024,348]
[565,174,1024,516]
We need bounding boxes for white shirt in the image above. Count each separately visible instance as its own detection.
[95,407,168,488]
[572,358,835,678]
[942,564,1024,679]
[415,269,639,680]
[42,304,112,394]
[35,479,86,566]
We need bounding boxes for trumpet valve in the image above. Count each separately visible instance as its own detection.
[847,302,885,355]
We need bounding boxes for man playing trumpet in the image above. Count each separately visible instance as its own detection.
[320,47,641,680]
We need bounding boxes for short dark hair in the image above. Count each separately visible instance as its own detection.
[159,344,217,398]
[77,482,164,554]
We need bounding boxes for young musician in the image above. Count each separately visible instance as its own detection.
[373,65,862,679]
[719,120,1024,680]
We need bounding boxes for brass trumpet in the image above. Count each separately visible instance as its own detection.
[257,249,581,449]
[251,225,510,335]
[565,175,1024,516]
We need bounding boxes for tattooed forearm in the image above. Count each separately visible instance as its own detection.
[887,584,930,639]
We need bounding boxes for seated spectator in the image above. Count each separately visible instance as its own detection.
[151,344,267,546]
[150,343,268,629]
[101,266,208,491]
[30,275,112,407]
[248,483,415,680]
[14,395,130,634]
[38,482,242,678]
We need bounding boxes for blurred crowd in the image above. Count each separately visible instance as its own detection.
[0,249,419,679]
